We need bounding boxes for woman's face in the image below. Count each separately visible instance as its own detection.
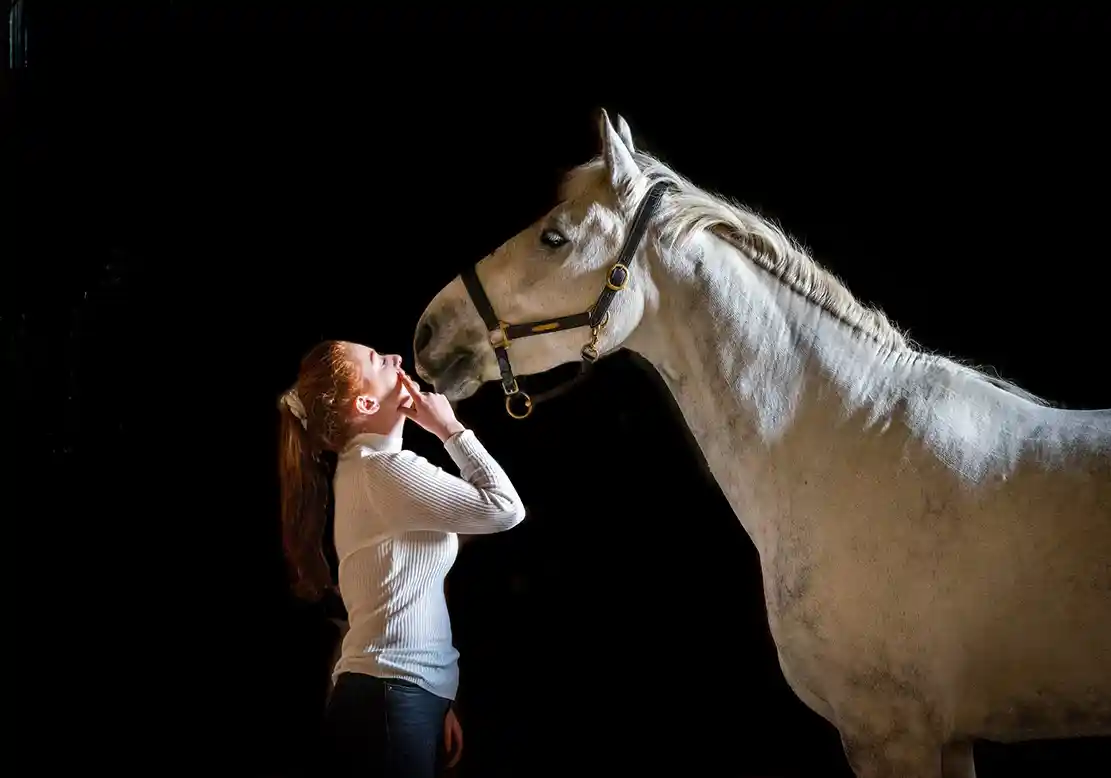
[346,342,412,411]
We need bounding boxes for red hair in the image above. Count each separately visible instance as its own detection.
[277,340,361,601]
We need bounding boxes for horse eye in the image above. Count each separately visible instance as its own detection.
[539,228,568,249]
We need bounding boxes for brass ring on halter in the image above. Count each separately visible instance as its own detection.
[506,392,533,420]
[491,322,511,350]
[587,306,610,329]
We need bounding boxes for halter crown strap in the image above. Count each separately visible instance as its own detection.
[588,181,667,329]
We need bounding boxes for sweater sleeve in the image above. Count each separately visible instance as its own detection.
[364,429,527,534]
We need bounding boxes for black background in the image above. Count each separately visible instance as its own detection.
[11,3,1111,776]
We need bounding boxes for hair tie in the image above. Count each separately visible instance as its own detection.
[281,388,309,430]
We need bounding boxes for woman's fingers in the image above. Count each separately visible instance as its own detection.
[397,370,425,403]
[444,711,463,768]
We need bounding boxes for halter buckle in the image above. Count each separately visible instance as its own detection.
[606,262,630,291]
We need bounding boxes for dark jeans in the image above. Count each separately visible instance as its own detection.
[323,671,451,777]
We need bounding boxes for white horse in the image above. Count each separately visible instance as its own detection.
[412,110,1111,777]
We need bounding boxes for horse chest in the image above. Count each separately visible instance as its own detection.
[760,560,848,726]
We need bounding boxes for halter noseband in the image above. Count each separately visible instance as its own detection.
[461,181,669,419]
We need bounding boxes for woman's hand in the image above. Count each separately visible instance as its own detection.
[397,370,466,442]
[444,707,464,768]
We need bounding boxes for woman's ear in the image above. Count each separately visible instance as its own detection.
[354,395,380,416]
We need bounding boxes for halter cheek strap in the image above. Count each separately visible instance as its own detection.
[462,181,669,419]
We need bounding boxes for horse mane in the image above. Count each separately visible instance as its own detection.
[561,151,1051,407]
[563,154,908,351]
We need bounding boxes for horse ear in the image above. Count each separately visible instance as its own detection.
[598,108,639,199]
[615,114,635,153]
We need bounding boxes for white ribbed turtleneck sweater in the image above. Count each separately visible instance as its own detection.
[331,428,526,700]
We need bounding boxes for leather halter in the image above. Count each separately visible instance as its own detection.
[461,181,668,419]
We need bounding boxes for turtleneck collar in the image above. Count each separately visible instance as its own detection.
[343,431,404,456]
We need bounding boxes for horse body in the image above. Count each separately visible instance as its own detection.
[414,111,1111,776]
[637,226,1111,770]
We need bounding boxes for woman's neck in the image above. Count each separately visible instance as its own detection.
[347,413,407,441]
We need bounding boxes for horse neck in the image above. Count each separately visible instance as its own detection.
[626,231,919,546]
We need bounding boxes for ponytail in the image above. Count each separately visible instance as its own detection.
[278,403,333,602]
[277,339,359,601]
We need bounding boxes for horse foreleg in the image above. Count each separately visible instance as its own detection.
[839,734,976,778]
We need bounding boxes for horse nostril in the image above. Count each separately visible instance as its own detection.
[414,321,434,355]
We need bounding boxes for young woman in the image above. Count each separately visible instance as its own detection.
[277,340,527,776]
